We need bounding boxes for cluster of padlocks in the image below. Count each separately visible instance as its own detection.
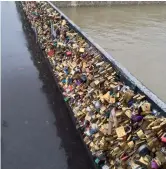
[21,1,166,169]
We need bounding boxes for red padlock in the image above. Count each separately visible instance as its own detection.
[161,133,166,143]
[120,153,129,161]
[66,51,72,56]
[47,49,54,57]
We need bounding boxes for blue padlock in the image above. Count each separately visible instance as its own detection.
[61,79,66,84]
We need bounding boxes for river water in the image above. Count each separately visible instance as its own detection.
[1,2,93,169]
[61,5,166,103]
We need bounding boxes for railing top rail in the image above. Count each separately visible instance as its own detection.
[48,1,166,113]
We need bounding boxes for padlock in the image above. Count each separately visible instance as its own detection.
[151,160,159,169]
[161,133,166,143]
[102,165,109,169]
[47,48,55,57]
[137,130,145,138]
[131,114,143,122]
[79,48,85,53]
[66,51,72,56]
[138,144,150,157]
[115,126,126,138]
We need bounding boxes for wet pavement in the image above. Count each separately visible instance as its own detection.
[61,5,166,103]
[1,2,93,169]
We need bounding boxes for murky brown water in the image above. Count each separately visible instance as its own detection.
[61,5,166,103]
